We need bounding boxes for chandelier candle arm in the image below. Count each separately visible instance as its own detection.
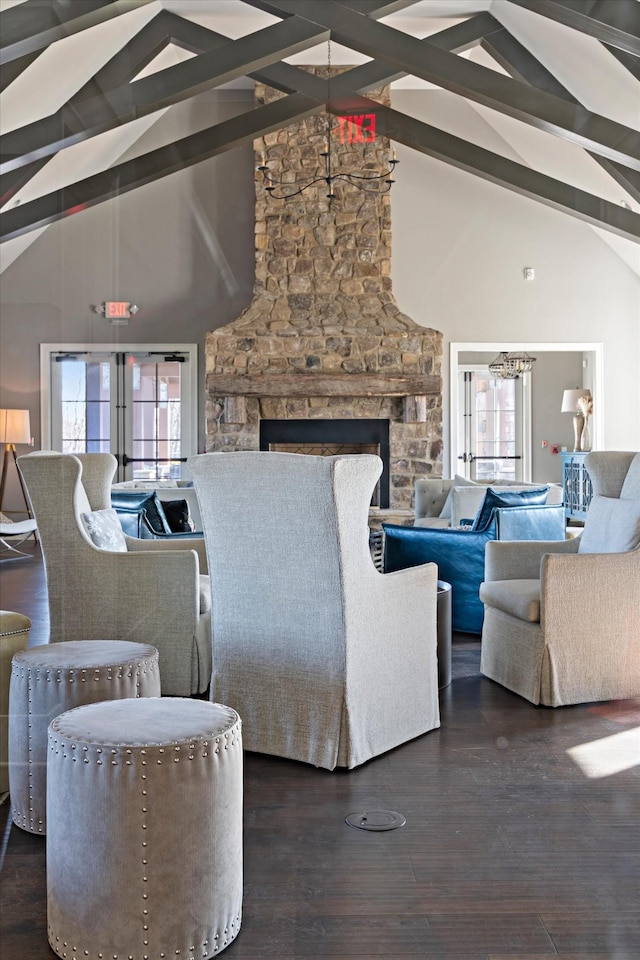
[257,39,398,203]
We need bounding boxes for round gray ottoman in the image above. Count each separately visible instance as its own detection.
[47,698,243,960]
[0,610,31,793]
[9,640,161,834]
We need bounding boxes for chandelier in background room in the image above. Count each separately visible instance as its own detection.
[488,351,537,379]
[257,40,398,201]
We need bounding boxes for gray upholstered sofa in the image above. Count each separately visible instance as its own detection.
[414,475,564,529]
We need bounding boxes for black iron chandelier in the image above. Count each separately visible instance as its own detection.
[257,40,398,202]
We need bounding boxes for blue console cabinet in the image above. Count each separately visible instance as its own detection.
[561,451,593,523]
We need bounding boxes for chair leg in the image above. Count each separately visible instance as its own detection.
[0,533,34,560]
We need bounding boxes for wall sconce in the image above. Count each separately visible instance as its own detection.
[561,388,592,452]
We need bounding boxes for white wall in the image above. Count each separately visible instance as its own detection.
[391,90,640,470]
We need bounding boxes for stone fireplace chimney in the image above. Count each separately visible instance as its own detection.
[205,73,443,509]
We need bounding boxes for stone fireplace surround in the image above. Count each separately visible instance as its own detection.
[205,74,443,511]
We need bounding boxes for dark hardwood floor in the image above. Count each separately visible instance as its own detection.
[1,545,639,959]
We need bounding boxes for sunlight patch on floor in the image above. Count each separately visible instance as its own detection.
[567,726,640,779]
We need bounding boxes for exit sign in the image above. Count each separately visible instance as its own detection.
[336,114,376,143]
[104,301,132,320]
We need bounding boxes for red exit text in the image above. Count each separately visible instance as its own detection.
[335,114,376,143]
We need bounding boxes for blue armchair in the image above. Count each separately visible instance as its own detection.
[383,501,566,633]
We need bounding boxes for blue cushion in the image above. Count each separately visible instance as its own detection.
[471,486,549,532]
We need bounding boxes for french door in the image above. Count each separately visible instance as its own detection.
[457,367,531,482]
[42,344,197,482]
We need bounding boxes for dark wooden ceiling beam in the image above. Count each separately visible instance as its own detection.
[245,0,418,18]
[1,0,636,242]
[0,0,426,201]
[482,28,640,204]
[504,0,640,56]
[256,13,497,101]
[1,2,487,178]
[341,0,420,14]
[0,158,50,209]
[232,55,640,236]
[372,99,640,242]
[2,67,637,245]
[71,11,181,102]
[0,0,155,65]
[248,0,640,171]
[0,50,41,93]
[603,43,640,81]
[481,27,571,97]
[0,92,320,243]
[0,15,328,176]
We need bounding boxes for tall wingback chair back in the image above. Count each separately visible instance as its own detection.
[17,453,212,696]
[74,453,116,511]
[189,451,440,770]
[585,451,640,498]
[18,454,106,590]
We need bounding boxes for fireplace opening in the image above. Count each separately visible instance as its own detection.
[259,419,390,508]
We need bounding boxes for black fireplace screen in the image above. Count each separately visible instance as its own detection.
[259,419,390,508]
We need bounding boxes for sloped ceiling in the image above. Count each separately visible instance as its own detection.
[1,0,639,273]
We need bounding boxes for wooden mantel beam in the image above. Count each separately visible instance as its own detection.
[207,373,441,398]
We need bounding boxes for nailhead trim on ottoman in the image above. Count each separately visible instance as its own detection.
[47,698,243,960]
[1,611,32,793]
[9,640,161,834]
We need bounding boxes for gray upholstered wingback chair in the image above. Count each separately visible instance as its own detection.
[18,452,211,696]
[479,452,640,706]
[189,451,440,770]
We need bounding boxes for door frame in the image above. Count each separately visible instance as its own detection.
[449,341,604,478]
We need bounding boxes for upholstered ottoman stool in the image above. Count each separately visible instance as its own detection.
[9,640,160,834]
[47,698,243,960]
[0,611,31,793]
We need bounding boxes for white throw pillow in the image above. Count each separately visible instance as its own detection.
[578,495,640,554]
[82,508,128,552]
[439,474,478,519]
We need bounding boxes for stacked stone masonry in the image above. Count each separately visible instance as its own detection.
[205,73,443,510]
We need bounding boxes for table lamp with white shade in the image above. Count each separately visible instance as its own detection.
[561,389,592,452]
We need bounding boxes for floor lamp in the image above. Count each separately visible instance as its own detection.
[0,409,35,522]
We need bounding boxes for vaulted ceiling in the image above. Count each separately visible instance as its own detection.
[1,0,639,271]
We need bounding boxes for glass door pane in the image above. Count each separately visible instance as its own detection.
[474,375,517,481]
[51,354,116,454]
[125,355,186,480]
[458,368,526,481]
